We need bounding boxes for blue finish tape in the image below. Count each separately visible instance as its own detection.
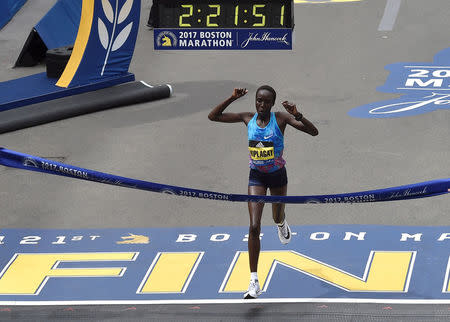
[0,147,448,204]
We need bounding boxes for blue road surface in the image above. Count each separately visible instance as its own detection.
[0,225,449,303]
[349,47,450,118]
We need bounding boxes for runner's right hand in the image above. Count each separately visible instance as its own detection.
[231,88,248,99]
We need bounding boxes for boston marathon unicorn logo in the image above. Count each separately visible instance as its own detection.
[156,31,177,48]
[116,233,150,244]
[349,47,450,118]
[161,36,172,46]
[22,157,39,168]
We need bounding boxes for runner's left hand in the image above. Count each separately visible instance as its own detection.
[282,101,299,115]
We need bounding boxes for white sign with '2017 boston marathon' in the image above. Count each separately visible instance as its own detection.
[349,48,450,118]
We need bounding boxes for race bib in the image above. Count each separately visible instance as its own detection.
[249,140,274,162]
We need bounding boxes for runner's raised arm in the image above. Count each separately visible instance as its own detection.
[208,88,253,124]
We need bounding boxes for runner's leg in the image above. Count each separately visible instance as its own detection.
[248,185,267,272]
[270,185,287,224]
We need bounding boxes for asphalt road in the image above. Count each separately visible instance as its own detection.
[0,0,449,320]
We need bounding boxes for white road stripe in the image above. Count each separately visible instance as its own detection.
[1,298,450,305]
[378,0,402,31]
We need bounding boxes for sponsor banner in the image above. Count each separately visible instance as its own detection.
[0,225,449,303]
[0,147,448,204]
[349,47,450,118]
[154,29,292,50]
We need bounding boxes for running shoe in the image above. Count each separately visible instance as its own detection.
[243,279,261,299]
[277,220,291,244]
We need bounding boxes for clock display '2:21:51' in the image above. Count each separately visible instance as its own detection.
[157,1,293,28]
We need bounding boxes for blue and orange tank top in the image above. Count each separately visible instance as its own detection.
[247,112,285,173]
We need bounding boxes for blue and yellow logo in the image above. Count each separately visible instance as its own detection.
[156,31,178,48]
[116,234,150,244]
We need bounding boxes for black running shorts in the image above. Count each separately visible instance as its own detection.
[248,167,287,188]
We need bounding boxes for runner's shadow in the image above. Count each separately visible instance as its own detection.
[243,305,267,320]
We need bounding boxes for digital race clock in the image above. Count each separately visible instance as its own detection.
[153,0,294,50]
[155,0,294,29]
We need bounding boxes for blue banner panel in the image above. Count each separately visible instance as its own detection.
[0,148,448,204]
[34,0,82,50]
[0,0,27,29]
[349,47,450,118]
[62,0,141,87]
[0,72,134,112]
[154,29,292,50]
[0,225,449,304]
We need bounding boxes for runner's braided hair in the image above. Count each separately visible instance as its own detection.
[256,85,276,104]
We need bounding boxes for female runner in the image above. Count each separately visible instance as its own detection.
[208,86,318,298]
